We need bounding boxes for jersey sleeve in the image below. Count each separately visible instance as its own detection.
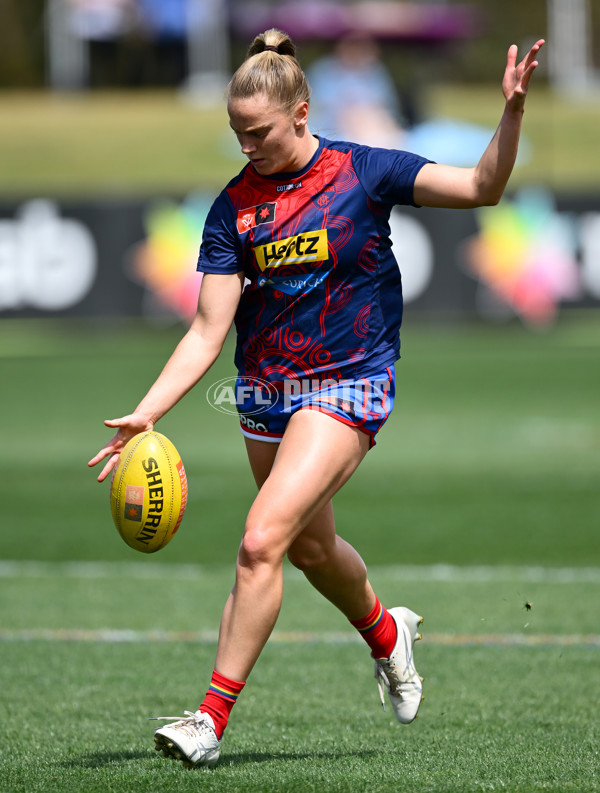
[196,190,243,274]
[351,145,432,207]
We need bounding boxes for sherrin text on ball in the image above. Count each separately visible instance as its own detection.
[110,431,188,553]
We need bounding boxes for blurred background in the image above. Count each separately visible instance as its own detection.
[0,0,598,570]
[1,0,599,327]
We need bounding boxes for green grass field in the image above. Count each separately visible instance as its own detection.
[1,315,599,792]
[1,85,600,196]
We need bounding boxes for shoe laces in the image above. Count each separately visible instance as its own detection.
[374,663,391,710]
[149,711,215,738]
[374,653,416,710]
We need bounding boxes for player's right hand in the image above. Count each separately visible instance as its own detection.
[88,414,154,482]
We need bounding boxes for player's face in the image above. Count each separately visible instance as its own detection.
[228,93,309,175]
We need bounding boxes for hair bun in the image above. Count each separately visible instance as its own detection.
[247,29,297,59]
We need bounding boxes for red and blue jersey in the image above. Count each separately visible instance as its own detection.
[197,136,430,388]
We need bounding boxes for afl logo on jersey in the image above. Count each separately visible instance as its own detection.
[312,184,336,210]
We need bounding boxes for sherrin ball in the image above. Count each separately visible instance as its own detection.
[110,431,188,553]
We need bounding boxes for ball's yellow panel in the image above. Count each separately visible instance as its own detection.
[110,431,188,553]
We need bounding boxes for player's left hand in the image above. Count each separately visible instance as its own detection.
[502,39,545,113]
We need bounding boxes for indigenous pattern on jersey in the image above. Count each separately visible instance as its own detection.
[236,367,395,448]
[197,136,430,389]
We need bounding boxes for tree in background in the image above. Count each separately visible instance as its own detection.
[0,0,46,87]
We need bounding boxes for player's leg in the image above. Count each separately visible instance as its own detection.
[214,407,372,681]
[154,409,421,767]
[154,415,362,768]
[243,432,377,620]
[242,413,424,726]
[163,409,372,759]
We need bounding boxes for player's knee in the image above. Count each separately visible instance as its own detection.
[239,519,286,568]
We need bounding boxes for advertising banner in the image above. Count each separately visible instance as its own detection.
[1,189,598,326]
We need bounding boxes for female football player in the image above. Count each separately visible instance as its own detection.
[89,28,544,768]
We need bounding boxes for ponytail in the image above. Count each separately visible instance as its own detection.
[227,29,310,114]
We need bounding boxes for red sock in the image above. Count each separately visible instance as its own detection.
[350,597,397,659]
[199,670,245,739]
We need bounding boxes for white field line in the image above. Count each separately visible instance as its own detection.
[0,627,598,647]
[2,561,599,647]
[1,560,600,583]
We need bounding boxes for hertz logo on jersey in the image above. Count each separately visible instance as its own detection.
[253,229,329,272]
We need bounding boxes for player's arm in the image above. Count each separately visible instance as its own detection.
[129,271,244,425]
[88,271,244,481]
[413,39,544,209]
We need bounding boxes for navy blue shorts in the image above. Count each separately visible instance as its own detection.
[236,367,395,448]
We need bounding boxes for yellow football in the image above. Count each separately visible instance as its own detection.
[110,431,188,553]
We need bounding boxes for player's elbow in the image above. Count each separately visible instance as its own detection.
[469,183,504,208]
[482,191,503,207]
[472,174,506,207]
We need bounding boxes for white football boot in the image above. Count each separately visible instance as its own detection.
[373,607,424,724]
[152,711,221,768]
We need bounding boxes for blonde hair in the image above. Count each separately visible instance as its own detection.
[227,29,310,115]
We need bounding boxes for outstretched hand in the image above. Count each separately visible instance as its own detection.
[88,414,154,482]
[503,39,545,112]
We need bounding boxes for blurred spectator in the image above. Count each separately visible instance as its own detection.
[136,0,189,86]
[307,33,501,167]
[68,0,136,41]
[67,0,142,87]
[65,0,215,88]
[307,34,407,148]
[138,0,188,39]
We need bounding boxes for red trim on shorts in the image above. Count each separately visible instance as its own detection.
[239,424,283,443]
[301,405,377,448]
